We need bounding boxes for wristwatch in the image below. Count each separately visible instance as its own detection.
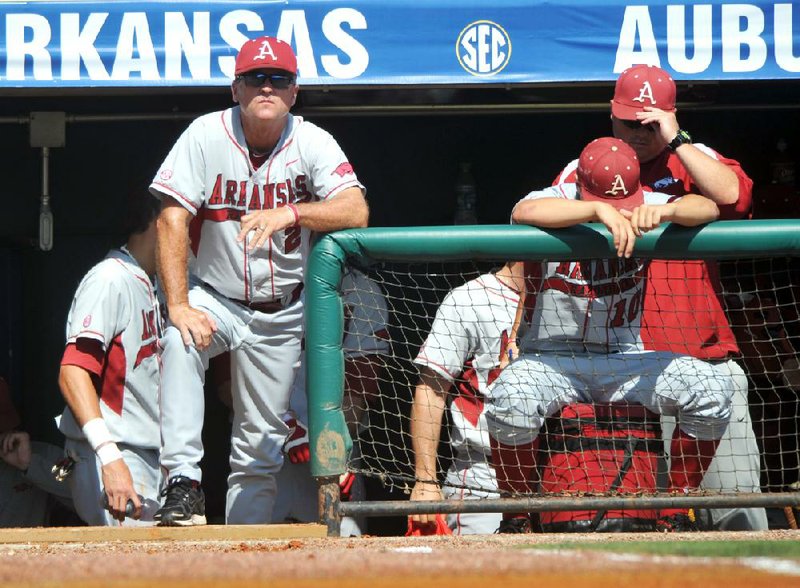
[668,129,692,152]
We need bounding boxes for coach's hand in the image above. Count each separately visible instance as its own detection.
[169,303,217,349]
[636,107,679,147]
[409,480,444,525]
[238,207,297,252]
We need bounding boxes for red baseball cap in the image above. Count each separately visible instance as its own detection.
[235,36,297,76]
[611,64,676,120]
[577,137,644,210]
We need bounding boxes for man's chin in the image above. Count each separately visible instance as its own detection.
[629,144,661,163]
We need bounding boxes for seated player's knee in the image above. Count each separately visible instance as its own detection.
[677,379,733,440]
[484,378,544,446]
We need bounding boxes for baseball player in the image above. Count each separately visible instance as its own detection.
[553,64,765,531]
[489,137,731,533]
[57,193,163,526]
[409,262,524,535]
[150,36,368,525]
[272,268,389,535]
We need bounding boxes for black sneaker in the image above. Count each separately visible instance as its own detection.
[495,516,533,534]
[154,475,207,526]
[655,512,698,533]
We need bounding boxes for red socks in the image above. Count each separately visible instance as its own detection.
[490,437,539,520]
[662,429,719,518]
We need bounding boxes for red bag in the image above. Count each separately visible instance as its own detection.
[537,403,662,532]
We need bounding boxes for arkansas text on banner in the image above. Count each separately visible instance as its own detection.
[0,0,798,88]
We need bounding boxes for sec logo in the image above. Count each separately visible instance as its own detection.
[456,20,511,77]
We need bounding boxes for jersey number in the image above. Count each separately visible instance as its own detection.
[284,226,301,253]
[609,290,643,328]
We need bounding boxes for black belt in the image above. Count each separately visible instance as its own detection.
[238,283,303,314]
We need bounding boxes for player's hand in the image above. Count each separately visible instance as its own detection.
[168,302,217,349]
[636,107,679,147]
[621,203,675,237]
[500,341,519,369]
[595,202,637,258]
[101,457,142,522]
[238,207,296,252]
[409,480,444,525]
[0,431,32,471]
[282,416,310,464]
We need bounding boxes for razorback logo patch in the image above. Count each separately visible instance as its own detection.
[332,162,354,177]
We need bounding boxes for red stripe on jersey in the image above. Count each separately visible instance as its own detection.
[522,261,543,324]
[323,181,361,200]
[221,111,250,168]
[100,334,126,416]
[189,211,203,257]
[61,339,104,376]
[454,362,484,428]
[135,340,159,369]
[415,355,459,381]
[151,183,198,214]
[199,207,244,223]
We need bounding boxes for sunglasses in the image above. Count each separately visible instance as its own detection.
[617,118,657,132]
[238,72,296,89]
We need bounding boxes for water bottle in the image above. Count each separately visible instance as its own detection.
[454,162,478,225]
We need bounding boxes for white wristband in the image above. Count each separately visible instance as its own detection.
[82,417,112,451]
[96,442,123,466]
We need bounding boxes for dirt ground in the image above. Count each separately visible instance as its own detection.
[0,529,798,588]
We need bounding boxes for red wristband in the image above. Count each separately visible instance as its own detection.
[287,203,300,227]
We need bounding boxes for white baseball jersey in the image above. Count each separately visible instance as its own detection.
[289,268,390,422]
[516,184,670,355]
[149,109,364,303]
[414,272,519,457]
[59,248,163,449]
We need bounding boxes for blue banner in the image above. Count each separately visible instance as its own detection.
[1,1,798,88]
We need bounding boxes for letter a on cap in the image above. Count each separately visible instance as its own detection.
[632,81,656,105]
[255,40,277,62]
[605,174,629,197]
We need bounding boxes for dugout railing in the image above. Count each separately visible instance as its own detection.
[305,219,800,536]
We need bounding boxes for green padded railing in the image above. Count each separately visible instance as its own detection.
[305,219,800,478]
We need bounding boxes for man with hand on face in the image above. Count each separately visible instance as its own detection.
[151,36,369,526]
[553,65,764,531]
[492,138,729,533]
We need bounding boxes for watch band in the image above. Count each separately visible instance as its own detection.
[668,129,692,152]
